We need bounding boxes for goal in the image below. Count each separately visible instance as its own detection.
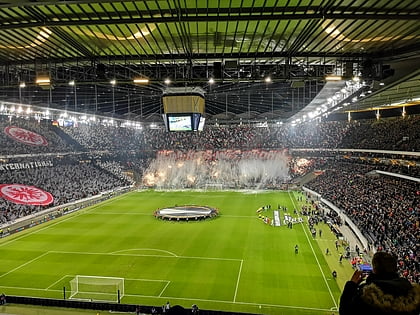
[69,275,124,302]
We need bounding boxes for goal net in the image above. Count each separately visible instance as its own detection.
[69,275,124,302]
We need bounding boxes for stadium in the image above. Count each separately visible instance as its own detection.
[0,1,419,315]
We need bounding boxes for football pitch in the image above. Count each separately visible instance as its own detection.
[0,190,346,315]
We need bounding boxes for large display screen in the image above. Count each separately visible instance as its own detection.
[167,114,193,131]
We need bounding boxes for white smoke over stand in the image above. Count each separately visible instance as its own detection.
[142,150,290,189]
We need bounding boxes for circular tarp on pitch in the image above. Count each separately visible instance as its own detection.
[154,205,219,221]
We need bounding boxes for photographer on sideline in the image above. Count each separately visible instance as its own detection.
[339,251,420,315]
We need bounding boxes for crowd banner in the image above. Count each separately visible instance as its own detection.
[0,160,53,171]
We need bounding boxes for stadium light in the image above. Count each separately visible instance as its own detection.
[325,75,342,81]
[35,73,51,86]
[133,77,149,84]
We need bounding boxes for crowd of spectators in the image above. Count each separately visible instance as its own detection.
[1,114,419,156]
[56,115,420,152]
[305,161,419,283]
[95,160,136,185]
[64,123,146,152]
[339,115,420,151]
[1,113,419,285]
[0,156,132,225]
[0,115,76,156]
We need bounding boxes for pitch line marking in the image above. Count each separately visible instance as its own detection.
[126,278,170,283]
[49,250,242,262]
[0,251,49,279]
[90,212,151,216]
[0,285,62,293]
[0,284,335,313]
[233,259,243,303]
[158,281,171,297]
[45,274,72,290]
[111,248,178,257]
[289,191,338,309]
[222,215,258,218]
[128,292,336,313]
[178,255,242,262]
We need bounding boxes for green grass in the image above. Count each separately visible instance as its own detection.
[0,190,352,315]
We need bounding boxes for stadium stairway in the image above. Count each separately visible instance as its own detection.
[293,171,319,186]
[51,125,86,151]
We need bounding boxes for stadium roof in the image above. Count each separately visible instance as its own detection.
[0,0,419,122]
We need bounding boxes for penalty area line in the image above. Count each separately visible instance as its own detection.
[233,260,243,303]
[158,281,171,297]
[0,251,49,279]
[45,274,74,290]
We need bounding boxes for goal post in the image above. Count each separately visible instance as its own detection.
[69,275,124,302]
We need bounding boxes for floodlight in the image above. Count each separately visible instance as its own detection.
[325,75,342,81]
[133,77,149,84]
[36,73,51,85]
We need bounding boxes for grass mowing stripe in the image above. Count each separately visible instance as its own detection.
[158,281,171,297]
[0,251,49,279]
[0,193,130,249]
[45,275,72,290]
[233,260,243,303]
[50,250,242,262]
[0,285,62,293]
[0,190,341,314]
[288,191,338,310]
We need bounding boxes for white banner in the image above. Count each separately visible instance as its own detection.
[0,160,53,171]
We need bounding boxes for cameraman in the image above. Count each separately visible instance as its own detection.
[339,251,420,315]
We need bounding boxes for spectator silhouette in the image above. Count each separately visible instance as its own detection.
[339,251,420,315]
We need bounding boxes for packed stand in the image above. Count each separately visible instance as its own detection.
[0,115,77,156]
[339,115,420,151]
[0,156,132,225]
[95,160,136,185]
[63,123,146,152]
[305,161,419,283]
[58,115,420,152]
